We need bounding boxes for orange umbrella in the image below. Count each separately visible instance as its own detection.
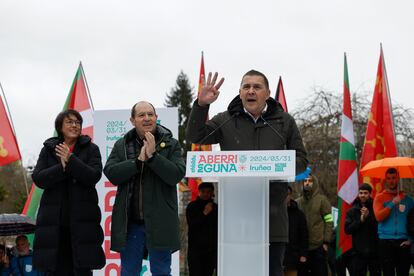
[360,157,414,179]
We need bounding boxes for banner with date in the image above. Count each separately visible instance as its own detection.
[94,108,179,276]
[186,150,296,179]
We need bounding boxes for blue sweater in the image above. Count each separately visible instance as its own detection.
[377,194,414,240]
[2,252,44,276]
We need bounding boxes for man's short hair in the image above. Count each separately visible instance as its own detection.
[359,183,372,193]
[198,182,214,191]
[386,167,398,175]
[287,185,293,193]
[241,70,269,90]
[15,235,28,244]
[54,109,83,138]
[130,101,157,118]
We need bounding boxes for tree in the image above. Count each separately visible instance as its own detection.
[0,161,29,212]
[165,71,194,156]
[291,88,414,206]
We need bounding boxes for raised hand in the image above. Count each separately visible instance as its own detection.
[198,72,225,106]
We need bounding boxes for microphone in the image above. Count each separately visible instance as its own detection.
[260,116,286,146]
[196,112,240,145]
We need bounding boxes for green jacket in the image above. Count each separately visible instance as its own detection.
[104,125,185,252]
[296,176,333,251]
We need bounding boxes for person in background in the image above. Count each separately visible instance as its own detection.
[186,182,218,276]
[296,174,333,276]
[1,235,44,276]
[374,168,414,276]
[344,183,380,276]
[32,109,105,275]
[284,186,308,276]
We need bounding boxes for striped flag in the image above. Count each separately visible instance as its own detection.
[336,53,358,257]
[22,63,94,219]
[275,76,288,112]
[188,52,212,200]
[359,45,397,196]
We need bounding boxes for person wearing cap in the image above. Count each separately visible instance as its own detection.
[186,182,218,276]
[345,183,380,276]
[373,168,414,276]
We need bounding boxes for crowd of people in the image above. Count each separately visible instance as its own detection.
[0,69,411,276]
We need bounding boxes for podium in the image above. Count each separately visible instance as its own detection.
[186,150,296,276]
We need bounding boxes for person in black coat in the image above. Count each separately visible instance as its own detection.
[344,183,380,276]
[32,109,105,276]
[285,185,308,276]
[186,182,218,276]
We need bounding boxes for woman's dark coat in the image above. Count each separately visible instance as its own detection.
[31,135,105,271]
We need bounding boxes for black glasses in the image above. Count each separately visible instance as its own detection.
[64,119,82,126]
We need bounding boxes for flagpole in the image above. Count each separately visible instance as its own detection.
[79,61,95,110]
[0,83,29,197]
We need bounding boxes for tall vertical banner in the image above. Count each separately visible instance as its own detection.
[336,54,358,257]
[275,76,288,112]
[0,88,22,166]
[22,63,93,227]
[359,46,398,196]
[188,52,212,200]
[94,108,180,276]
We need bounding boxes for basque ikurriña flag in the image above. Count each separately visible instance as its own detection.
[336,53,359,257]
[22,63,94,219]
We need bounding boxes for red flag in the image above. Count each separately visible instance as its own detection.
[359,46,397,196]
[336,54,358,256]
[275,76,288,112]
[188,52,212,200]
[0,87,21,166]
[23,63,94,217]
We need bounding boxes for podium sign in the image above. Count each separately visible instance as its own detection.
[186,150,295,276]
[186,150,295,178]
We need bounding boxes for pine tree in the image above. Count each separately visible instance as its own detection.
[165,71,194,156]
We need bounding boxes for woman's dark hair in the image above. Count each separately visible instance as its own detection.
[55,109,83,138]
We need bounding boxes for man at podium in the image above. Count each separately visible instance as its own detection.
[186,70,308,276]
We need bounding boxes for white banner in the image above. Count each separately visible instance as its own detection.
[93,108,179,276]
[186,150,296,179]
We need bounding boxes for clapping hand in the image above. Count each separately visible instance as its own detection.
[138,132,156,162]
[55,143,72,170]
[198,72,225,106]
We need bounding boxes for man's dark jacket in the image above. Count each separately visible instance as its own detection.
[284,199,308,269]
[186,197,218,255]
[186,96,308,242]
[104,125,185,252]
[32,135,105,271]
[344,198,379,256]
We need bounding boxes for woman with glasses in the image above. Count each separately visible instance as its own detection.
[32,109,105,276]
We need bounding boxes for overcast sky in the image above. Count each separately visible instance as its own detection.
[1,0,413,166]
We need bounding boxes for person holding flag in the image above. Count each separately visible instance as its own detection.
[186,70,308,276]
